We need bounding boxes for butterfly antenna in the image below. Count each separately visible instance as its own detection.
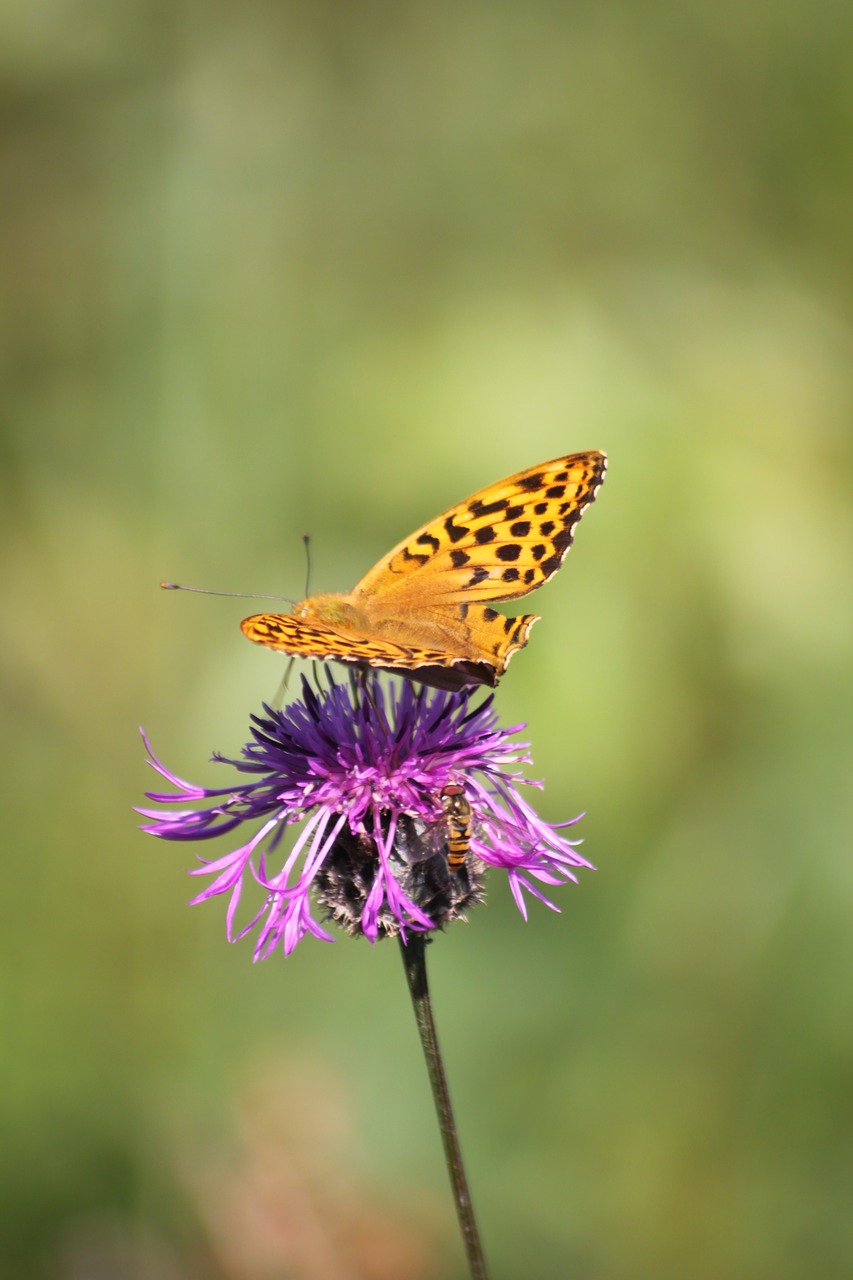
[302,533,312,597]
[161,582,295,604]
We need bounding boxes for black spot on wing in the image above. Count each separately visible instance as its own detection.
[518,471,545,491]
[501,567,520,583]
[474,525,496,544]
[401,546,430,566]
[416,531,440,552]
[468,497,509,518]
[539,526,576,578]
[482,607,499,621]
[467,566,491,587]
[496,544,521,563]
[509,520,531,537]
[444,514,471,543]
[450,548,470,568]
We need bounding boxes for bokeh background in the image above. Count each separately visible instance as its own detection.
[3,3,852,1277]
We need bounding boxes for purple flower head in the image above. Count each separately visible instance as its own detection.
[139,672,592,960]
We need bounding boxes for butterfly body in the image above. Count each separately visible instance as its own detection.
[242,451,606,690]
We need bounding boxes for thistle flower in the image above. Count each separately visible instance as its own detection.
[139,672,591,960]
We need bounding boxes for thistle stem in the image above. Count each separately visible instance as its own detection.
[399,934,490,1280]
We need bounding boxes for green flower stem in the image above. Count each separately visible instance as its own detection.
[399,934,490,1280]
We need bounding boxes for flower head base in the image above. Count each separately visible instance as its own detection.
[139,672,592,960]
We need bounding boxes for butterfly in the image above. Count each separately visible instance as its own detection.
[241,450,606,690]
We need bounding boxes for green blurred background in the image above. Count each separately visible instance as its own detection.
[2,2,852,1277]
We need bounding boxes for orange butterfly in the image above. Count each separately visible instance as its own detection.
[241,451,606,690]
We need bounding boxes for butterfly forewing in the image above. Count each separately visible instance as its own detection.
[356,451,606,605]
